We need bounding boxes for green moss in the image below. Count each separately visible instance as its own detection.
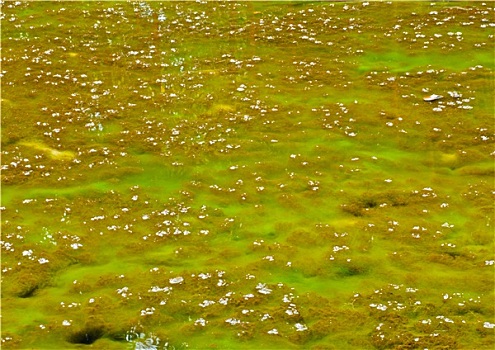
[1,1,493,349]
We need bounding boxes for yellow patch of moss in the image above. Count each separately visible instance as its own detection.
[19,141,75,161]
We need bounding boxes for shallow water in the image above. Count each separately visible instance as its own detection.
[1,1,494,349]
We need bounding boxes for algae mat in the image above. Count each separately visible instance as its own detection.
[1,1,494,349]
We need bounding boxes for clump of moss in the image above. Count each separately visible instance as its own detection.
[456,164,494,176]
[334,261,371,278]
[341,190,411,217]
[286,229,317,247]
[5,272,49,298]
[341,202,366,217]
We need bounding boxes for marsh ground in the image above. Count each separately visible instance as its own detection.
[1,1,494,349]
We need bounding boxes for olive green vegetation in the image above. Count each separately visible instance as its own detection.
[1,1,494,349]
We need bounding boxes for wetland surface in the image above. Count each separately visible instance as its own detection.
[1,1,494,349]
